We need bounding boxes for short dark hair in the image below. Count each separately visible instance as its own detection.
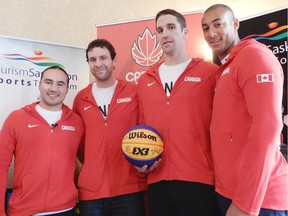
[86,39,116,61]
[40,66,69,86]
[156,9,186,30]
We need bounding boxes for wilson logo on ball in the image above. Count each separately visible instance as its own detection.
[128,131,157,141]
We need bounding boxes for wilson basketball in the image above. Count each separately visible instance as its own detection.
[122,125,164,167]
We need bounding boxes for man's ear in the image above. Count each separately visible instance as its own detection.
[113,56,117,69]
[184,28,189,38]
[233,18,240,30]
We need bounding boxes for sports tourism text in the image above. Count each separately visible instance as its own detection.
[0,66,78,90]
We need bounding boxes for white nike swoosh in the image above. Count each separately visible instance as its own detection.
[28,124,39,128]
[147,82,156,87]
[84,105,92,111]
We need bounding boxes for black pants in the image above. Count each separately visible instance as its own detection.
[148,180,219,216]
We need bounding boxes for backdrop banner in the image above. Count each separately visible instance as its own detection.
[0,36,89,189]
[97,11,207,83]
[238,8,288,144]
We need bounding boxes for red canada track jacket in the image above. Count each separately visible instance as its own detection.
[73,80,147,201]
[210,39,288,215]
[0,102,84,216]
[138,58,218,186]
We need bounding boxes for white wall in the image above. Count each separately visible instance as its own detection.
[0,0,286,48]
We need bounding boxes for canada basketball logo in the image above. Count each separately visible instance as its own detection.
[131,28,163,67]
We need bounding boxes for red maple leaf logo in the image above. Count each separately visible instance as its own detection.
[131,28,163,67]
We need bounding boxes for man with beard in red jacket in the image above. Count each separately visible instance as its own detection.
[73,39,146,216]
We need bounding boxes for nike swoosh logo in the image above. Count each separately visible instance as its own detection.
[84,105,92,111]
[28,124,39,128]
[147,82,156,87]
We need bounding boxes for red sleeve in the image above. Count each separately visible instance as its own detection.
[232,47,283,214]
[0,113,17,215]
[77,137,85,163]
[72,93,85,163]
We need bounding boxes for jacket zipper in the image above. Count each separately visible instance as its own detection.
[166,97,170,105]
[44,127,53,211]
[50,123,58,132]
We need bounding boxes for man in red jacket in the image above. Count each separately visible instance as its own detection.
[137,9,219,216]
[0,66,84,216]
[73,39,146,216]
[201,4,288,216]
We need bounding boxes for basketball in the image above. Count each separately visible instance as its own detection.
[122,125,164,167]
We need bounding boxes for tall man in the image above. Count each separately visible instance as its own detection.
[0,66,84,216]
[137,9,219,216]
[73,39,146,216]
[201,4,288,216]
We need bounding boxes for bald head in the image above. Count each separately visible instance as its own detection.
[204,4,235,21]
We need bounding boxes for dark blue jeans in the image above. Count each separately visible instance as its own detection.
[216,192,288,216]
[79,192,145,216]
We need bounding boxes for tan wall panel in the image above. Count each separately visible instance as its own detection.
[0,0,287,47]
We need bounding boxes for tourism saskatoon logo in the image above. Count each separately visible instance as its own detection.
[243,22,287,41]
[2,50,64,68]
[243,22,288,65]
[131,28,163,67]
[0,50,76,88]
